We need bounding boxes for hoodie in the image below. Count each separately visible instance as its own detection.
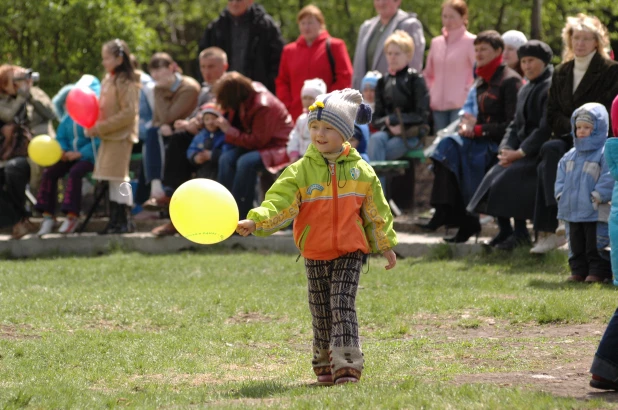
[52,75,101,164]
[555,103,614,222]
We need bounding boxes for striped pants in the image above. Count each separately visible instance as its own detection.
[305,250,364,382]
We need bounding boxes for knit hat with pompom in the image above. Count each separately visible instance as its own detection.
[307,88,372,141]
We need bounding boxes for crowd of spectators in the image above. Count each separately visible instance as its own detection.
[2,0,618,276]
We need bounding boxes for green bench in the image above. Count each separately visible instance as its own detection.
[369,148,427,213]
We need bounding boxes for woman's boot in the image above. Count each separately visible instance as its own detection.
[114,204,135,234]
[444,215,481,243]
[99,201,118,235]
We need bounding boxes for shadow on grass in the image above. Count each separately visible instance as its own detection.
[224,381,293,399]
[585,391,618,403]
[527,279,618,291]
[461,247,569,276]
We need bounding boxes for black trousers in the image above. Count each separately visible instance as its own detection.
[534,140,568,233]
[0,157,30,227]
[162,131,196,194]
[430,160,467,225]
[569,221,612,278]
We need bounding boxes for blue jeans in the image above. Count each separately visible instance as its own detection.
[143,127,164,183]
[218,148,265,218]
[367,131,415,187]
[432,109,461,133]
[591,307,618,382]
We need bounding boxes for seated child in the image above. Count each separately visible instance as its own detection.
[360,70,381,113]
[35,75,102,236]
[361,71,381,134]
[287,78,327,162]
[555,103,614,283]
[186,103,229,180]
[351,123,370,162]
[236,89,397,385]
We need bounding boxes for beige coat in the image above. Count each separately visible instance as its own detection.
[0,87,56,137]
[152,75,200,126]
[90,74,139,182]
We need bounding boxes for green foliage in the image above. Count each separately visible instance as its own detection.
[0,0,158,96]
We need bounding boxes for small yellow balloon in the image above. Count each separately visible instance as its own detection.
[170,179,239,244]
[28,135,62,167]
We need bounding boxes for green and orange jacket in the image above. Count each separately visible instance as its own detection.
[247,142,398,260]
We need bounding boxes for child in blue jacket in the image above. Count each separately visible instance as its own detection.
[35,75,101,236]
[555,103,614,283]
[186,103,229,180]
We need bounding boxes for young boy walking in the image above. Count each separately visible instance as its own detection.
[237,88,398,385]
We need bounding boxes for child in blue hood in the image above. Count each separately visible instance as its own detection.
[35,75,102,236]
[555,103,614,283]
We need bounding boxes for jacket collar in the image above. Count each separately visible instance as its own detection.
[297,30,329,47]
[305,142,361,164]
[442,25,467,42]
[572,52,606,101]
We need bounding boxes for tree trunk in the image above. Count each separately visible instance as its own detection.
[531,0,542,40]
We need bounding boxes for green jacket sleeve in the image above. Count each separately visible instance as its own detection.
[247,165,301,237]
[361,168,398,253]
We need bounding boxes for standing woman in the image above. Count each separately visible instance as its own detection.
[275,5,352,121]
[531,14,618,254]
[85,39,140,234]
[423,0,476,132]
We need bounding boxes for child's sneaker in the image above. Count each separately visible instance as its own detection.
[37,217,55,237]
[58,217,80,234]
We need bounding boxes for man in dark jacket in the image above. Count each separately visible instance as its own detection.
[198,0,284,93]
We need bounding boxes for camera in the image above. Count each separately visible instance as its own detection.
[13,68,40,83]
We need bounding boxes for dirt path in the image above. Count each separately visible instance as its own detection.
[435,321,618,402]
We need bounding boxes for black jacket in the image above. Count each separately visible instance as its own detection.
[198,5,284,93]
[501,65,553,157]
[547,52,618,141]
[372,67,429,129]
[475,64,523,144]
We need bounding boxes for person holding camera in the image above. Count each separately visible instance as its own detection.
[0,65,55,138]
[0,64,56,198]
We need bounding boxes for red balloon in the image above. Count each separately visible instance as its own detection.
[66,87,99,129]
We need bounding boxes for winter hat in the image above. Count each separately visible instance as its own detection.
[300,78,327,99]
[307,88,372,141]
[52,74,101,120]
[199,102,222,118]
[575,110,595,126]
[501,30,528,50]
[361,70,382,91]
[517,40,553,65]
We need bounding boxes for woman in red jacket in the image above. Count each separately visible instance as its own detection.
[214,72,293,219]
[275,5,353,121]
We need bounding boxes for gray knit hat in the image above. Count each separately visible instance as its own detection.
[307,88,372,141]
[575,110,595,126]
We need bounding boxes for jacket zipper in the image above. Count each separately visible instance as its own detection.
[330,163,339,253]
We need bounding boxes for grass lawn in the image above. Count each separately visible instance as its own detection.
[1,247,618,409]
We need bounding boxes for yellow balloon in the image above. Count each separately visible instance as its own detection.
[28,135,62,167]
[170,178,239,244]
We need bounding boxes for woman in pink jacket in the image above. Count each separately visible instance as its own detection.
[423,0,476,132]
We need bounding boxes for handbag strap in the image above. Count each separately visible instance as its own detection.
[325,37,336,84]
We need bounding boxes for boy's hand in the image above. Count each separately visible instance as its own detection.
[236,219,256,236]
[215,117,231,133]
[382,249,397,270]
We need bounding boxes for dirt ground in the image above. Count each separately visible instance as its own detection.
[431,320,618,403]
